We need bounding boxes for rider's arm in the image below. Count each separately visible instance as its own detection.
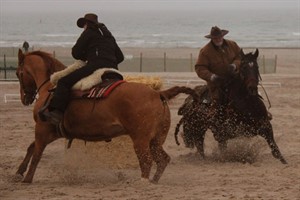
[71,30,90,61]
[195,49,214,82]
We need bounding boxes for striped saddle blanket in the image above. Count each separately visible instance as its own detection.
[72,80,125,99]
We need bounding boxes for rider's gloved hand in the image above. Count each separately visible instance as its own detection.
[228,64,238,75]
[210,74,220,82]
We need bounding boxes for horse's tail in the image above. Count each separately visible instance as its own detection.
[159,86,196,101]
[174,117,184,145]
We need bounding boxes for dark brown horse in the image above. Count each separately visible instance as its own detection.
[175,49,287,164]
[15,49,196,183]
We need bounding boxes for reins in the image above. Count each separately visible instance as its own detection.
[27,78,50,104]
[259,82,271,110]
[243,60,271,110]
[35,78,51,96]
[19,64,50,104]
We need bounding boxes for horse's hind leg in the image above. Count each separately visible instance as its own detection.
[194,129,206,159]
[218,140,228,154]
[260,122,287,164]
[149,137,170,183]
[16,141,35,176]
[133,140,153,181]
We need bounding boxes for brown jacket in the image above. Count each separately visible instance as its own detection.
[195,39,241,82]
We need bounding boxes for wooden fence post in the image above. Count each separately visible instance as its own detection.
[190,53,193,72]
[139,52,143,72]
[4,54,7,79]
[274,54,277,73]
[164,52,166,72]
[262,55,266,74]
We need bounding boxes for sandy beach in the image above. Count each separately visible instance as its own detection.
[0,47,299,199]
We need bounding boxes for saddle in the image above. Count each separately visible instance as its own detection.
[178,85,210,116]
[178,84,234,118]
[71,72,125,99]
[39,71,124,122]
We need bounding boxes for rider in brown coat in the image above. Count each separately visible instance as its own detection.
[195,26,241,105]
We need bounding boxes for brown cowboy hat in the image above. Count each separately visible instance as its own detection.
[205,26,229,39]
[77,13,100,28]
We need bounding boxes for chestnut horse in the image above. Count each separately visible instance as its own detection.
[174,49,287,164]
[15,49,195,183]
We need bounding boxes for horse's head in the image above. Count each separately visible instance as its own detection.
[16,49,38,105]
[16,49,66,105]
[240,49,261,96]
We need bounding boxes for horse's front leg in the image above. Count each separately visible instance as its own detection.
[260,122,287,164]
[22,140,47,183]
[16,141,35,177]
[23,125,59,183]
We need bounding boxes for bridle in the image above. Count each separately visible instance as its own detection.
[240,59,261,87]
[240,56,271,108]
[17,61,50,105]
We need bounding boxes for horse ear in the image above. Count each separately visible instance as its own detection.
[18,49,24,65]
[254,48,259,58]
[240,48,245,57]
[18,49,24,60]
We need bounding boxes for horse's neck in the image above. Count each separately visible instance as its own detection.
[225,78,249,110]
[30,69,53,97]
[228,78,247,98]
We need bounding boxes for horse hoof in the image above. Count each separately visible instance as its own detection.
[281,159,288,164]
[12,174,23,182]
[150,179,159,184]
[21,179,32,184]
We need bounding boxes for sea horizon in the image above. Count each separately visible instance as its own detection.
[1,8,299,49]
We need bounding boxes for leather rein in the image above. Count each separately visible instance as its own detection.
[18,63,50,104]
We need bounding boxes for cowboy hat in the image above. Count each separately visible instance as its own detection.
[77,13,100,28]
[205,26,229,39]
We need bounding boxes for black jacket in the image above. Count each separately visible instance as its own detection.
[72,24,124,69]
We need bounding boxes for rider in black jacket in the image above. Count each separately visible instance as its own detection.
[44,13,124,124]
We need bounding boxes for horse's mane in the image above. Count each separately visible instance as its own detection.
[27,51,66,74]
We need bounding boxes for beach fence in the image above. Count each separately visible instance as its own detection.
[119,52,277,74]
[258,55,277,74]
[0,47,278,80]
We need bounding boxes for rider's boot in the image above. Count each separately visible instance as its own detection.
[43,108,64,125]
[40,85,69,125]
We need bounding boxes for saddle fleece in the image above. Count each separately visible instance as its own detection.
[50,60,122,91]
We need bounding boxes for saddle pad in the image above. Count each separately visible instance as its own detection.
[86,80,125,99]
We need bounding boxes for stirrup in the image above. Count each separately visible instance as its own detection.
[38,102,51,121]
[38,91,52,121]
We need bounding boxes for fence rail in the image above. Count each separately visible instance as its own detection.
[0,48,277,80]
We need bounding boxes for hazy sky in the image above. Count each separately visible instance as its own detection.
[1,0,299,13]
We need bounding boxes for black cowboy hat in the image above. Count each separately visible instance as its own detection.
[205,26,229,39]
[77,13,100,28]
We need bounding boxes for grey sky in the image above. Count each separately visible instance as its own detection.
[1,0,299,13]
